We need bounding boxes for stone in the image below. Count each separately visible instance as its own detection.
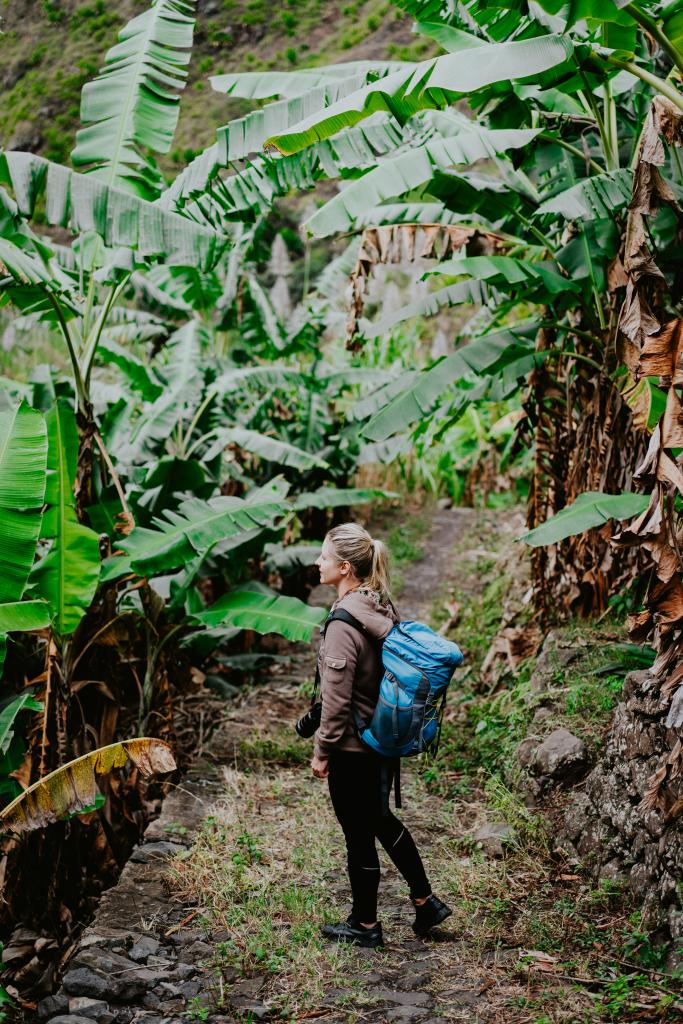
[395,972,430,990]
[473,822,514,857]
[167,963,197,981]
[178,980,202,999]
[371,989,433,1007]
[184,940,213,963]
[37,993,69,1019]
[128,936,160,962]
[62,963,148,1003]
[534,728,587,781]
[129,841,182,864]
[112,1011,134,1024]
[228,998,268,1019]
[48,1017,103,1024]
[515,737,539,769]
[381,1007,429,1023]
[67,997,112,1022]
[529,632,581,695]
[62,969,110,1001]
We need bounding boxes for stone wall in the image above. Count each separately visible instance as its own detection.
[557,669,683,961]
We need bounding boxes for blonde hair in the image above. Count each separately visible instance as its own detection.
[326,523,391,602]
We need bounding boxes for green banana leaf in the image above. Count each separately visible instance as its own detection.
[97,337,164,401]
[303,127,541,236]
[520,491,650,547]
[30,404,101,637]
[0,692,43,757]
[190,587,326,642]
[173,113,406,219]
[0,600,51,675]
[216,71,400,163]
[0,601,51,634]
[223,428,329,471]
[291,487,398,510]
[101,491,291,582]
[428,255,580,296]
[72,0,196,199]
[363,327,537,442]
[210,62,409,99]
[535,169,634,220]
[360,281,487,339]
[0,401,47,604]
[414,20,486,52]
[214,365,305,395]
[266,36,573,155]
[0,152,222,270]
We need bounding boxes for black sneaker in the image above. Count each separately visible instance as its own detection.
[321,914,384,948]
[412,894,452,936]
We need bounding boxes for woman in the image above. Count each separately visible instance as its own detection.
[312,522,452,948]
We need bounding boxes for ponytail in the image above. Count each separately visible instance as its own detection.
[326,523,392,602]
[368,538,390,602]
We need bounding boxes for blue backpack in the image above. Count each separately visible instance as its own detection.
[322,610,464,759]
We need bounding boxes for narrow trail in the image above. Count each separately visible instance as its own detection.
[46,507,541,1024]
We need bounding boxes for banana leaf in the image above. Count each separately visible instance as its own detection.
[190,587,326,642]
[0,692,43,757]
[216,71,401,163]
[101,491,291,581]
[535,169,634,220]
[292,486,398,510]
[72,0,196,199]
[360,281,487,339]
[0,152,222,270]
[303,127,541,236]
[363,326,537,441]
[30,403,101,637]
[210,62,409,99]
[520,491,650,547]
[266,36,573,155]
[0,738,176,834]
[0,401,47,604]
[221,428,328,471]
[428,255,579,294]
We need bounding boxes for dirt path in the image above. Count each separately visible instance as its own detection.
[43,507,558,1024]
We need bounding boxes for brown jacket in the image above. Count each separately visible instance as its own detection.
[314,588,399,758]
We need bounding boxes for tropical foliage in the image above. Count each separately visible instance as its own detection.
[2,0,683,976]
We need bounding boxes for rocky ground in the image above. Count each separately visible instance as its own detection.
[31,507,683,1024]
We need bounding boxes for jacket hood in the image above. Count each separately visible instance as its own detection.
[333,588,399,640]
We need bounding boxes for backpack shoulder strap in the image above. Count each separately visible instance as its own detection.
[324,608,370,638]
[313,606,370,704]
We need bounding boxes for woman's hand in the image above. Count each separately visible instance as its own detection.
[311,754,329,779]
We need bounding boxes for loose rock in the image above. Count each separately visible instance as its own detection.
[534,728,587,781]
[474,822,514,857]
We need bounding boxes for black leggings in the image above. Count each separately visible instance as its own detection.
[327,751,431,923]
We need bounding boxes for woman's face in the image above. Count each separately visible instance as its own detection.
[315,538,348,587]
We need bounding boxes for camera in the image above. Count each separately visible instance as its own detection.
[295,701,322,738]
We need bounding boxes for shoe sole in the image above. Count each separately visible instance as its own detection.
[412,905,452,936]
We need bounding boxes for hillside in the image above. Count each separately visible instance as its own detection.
[0,0,427,173]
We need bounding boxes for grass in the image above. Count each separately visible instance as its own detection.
[420,510,645,801]
[167,765,383,1020]
[167,734,683,1022]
